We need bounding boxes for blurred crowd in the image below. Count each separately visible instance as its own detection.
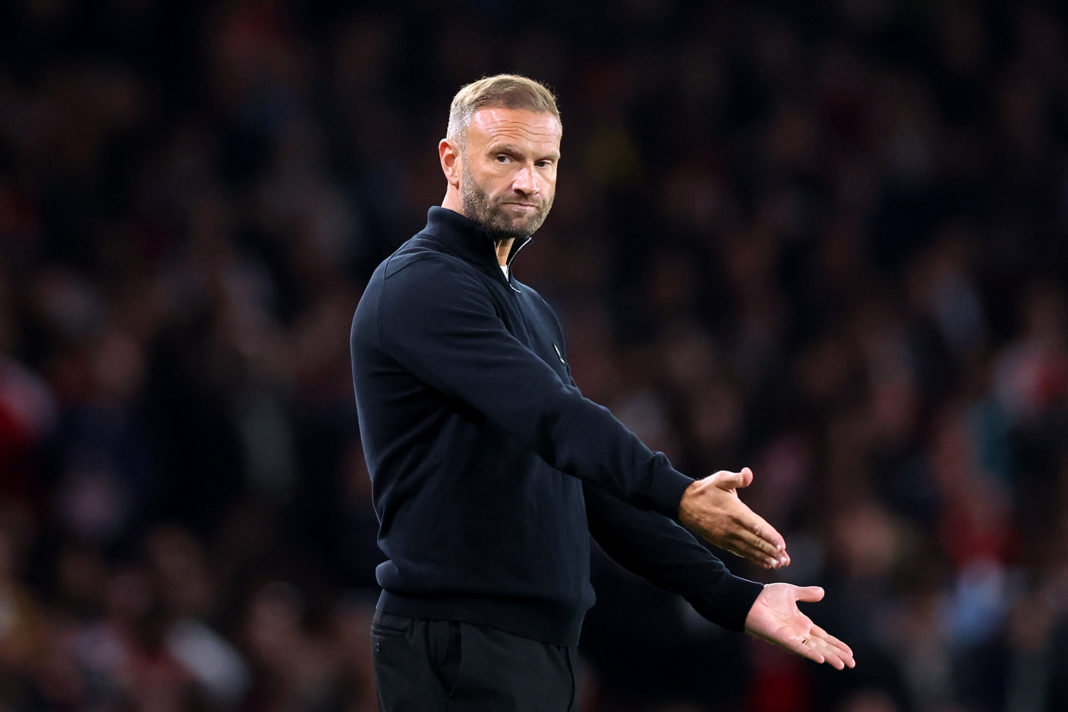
[1,1,1068,710]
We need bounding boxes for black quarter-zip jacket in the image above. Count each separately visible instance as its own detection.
[350,207,762,646]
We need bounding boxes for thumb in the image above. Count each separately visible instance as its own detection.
[711,467,753,490]
[795,586,825,603]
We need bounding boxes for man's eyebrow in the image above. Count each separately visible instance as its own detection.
[489,144,560,161]
[489,143,522,155]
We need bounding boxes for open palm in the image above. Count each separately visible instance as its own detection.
[745,583,855,670]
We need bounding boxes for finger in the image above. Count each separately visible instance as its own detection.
[747,517,788,560]
[808,623,839,643]
[797,631,855,669]
[709,469,747,491]
[727,534,785,569]
[711,466,758,491]
[808,636,854,670]
[722,537,773,568]
[734,523,788,566]
[723,540,769,568]
[800,623,855,669]
[793,635,826,665]
[793,585,825,603]
[808,626,855,668]
[737,466,754,488]
[822,642,855,669]
[725,501,786,551]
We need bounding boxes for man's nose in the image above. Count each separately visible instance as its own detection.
[512,164,539,194]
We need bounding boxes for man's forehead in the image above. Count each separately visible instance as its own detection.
[468,107,562,144]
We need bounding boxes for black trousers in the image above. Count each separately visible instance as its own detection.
[371,610,580,711]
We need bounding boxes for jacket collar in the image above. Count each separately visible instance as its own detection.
[423,207,534,276]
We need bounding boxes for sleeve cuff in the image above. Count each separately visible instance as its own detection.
[688,574,765,632]
[646,463,694,520]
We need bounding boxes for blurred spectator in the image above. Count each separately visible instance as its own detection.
[2,0,1068,709]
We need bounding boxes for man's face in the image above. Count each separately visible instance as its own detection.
[458,107,562,239]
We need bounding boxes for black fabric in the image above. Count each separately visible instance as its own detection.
[371,610,579,712]
[584,483,765,632]
[351,207,762,647]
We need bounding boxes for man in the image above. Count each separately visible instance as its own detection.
[350,74,854,711]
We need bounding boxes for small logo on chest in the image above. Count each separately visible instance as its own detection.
[553,343,566,365]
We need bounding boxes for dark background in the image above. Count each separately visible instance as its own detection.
[1,1,1067,710]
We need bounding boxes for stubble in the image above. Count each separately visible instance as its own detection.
[460,164,553,239]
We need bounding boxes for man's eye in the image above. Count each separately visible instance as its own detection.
[496,155,510,163]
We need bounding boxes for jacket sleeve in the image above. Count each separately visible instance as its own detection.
[584,482,764,631]
[376,256,693,518]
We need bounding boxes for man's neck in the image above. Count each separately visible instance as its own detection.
[493,237,514,267]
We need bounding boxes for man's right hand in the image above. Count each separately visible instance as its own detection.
[678,467,790,570]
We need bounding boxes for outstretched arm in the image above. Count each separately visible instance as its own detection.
[373,259,693,518]
[586,484,855,669]
[584,482,765,631]
[745,583,856,670]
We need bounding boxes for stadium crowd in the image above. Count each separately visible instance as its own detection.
[1,1,1068,710]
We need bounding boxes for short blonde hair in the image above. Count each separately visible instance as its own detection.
[446,74,561,146]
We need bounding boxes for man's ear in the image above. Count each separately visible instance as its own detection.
[439,139,462,189]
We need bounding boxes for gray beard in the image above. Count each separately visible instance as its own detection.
[460,167,553,239]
